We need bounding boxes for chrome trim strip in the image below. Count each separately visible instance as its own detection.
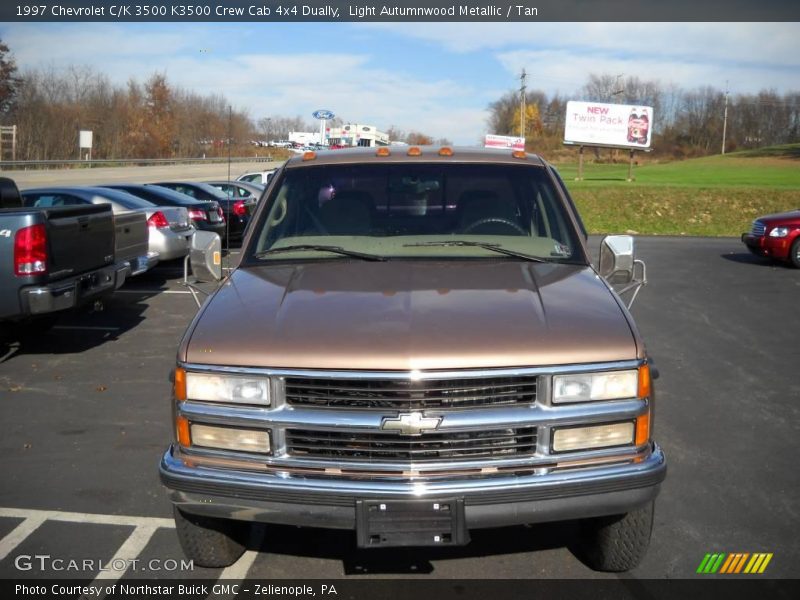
[176,442,649,474]
[161,443,665,498]
[179,360,643,380]
[176,399,646,431]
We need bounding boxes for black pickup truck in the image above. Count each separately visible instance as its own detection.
[0,178,130,328]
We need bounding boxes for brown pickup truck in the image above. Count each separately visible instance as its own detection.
[161,147,665,571]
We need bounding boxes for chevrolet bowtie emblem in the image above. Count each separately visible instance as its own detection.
[381,412,442,436]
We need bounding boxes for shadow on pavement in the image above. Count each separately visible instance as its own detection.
[0,293,152,363]
[720,253,794,268]
[249,521,582,576]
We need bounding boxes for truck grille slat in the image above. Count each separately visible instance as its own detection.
[286,427,537,461]
[285,376,538,409]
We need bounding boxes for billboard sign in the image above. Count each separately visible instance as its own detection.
[78,130,93,148]
[484,134,525,151]
[564,101,653,149]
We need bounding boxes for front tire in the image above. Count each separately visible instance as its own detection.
[576,501,654,572]
[790,238,800,268]
[173,507,249,568]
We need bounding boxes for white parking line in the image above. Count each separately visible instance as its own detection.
[0,514,48,561]
[0,507,174,529]
[116,289,192,295]
[219,526,266,581]
[52,326,121,332]
[0,507,259,581]
[94,524,159,581]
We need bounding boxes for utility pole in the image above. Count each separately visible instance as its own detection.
[612,73,624,99]
[721,80,729,155]
[519,69,527,140]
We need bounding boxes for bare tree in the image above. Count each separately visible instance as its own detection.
[0,38,21,118]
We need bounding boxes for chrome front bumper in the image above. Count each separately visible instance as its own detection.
[160,443,666,530]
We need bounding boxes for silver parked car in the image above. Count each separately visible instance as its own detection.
[236,169,277,185]
[20,186,194,262]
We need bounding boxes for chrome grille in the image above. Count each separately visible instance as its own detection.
[284,376,538,410]
[286,427,537,462]
[751,220,766,236]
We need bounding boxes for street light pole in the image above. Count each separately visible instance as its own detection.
[519,69,527,140]
[721,81,729,155]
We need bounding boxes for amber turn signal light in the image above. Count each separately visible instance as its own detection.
[638,364,651,398]
[635,411,650,446]
[174,367,186,401]
[176,415,191,447]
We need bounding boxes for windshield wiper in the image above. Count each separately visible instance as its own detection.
[254,244,387,261]
[403,240,547,262]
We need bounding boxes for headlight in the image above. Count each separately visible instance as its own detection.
[552,369,638,404]
[190,424,271,454]
[769,227,789,238]
[552,422,635,452]
[184,372,270,405]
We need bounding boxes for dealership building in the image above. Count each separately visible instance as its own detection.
[326,123,389,147]
[289,123,390,148]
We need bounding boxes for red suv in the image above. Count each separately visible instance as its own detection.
[742,209,800,268]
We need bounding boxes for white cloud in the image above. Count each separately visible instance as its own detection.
[364,22,800,70]
[3,22,797,145]
[3,24,488,143]
[3,23,197,62]
[495,48,799,96]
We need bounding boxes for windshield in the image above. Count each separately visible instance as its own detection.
[247,163,584,263]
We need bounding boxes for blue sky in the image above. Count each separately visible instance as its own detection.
[2,22,798,144]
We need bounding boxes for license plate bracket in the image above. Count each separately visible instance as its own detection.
[356,498,468,548]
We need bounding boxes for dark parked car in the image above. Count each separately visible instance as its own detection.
[19,186,158,272]
[103,184,226,241]
[21,186,196,263]
[205,180,262,238]
[205,180,265,201]
[206,179,267,205]
[741,209,800,268]
[154,181,247,242]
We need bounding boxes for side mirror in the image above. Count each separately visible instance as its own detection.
[189,230,222,282]
[599,235,647,309]
[599,235,635,284]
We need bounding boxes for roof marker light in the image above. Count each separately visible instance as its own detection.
[512,150,527,159]
[376,147,391,157]
[438,147,454,156]
[407,146,422,156]
[302,151,317,161]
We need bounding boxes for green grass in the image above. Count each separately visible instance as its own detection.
[555,144,800,236]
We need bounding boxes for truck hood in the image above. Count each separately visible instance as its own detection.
[182,261,639,370]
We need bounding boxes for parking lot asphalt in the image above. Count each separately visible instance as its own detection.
[1,237,798,582]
